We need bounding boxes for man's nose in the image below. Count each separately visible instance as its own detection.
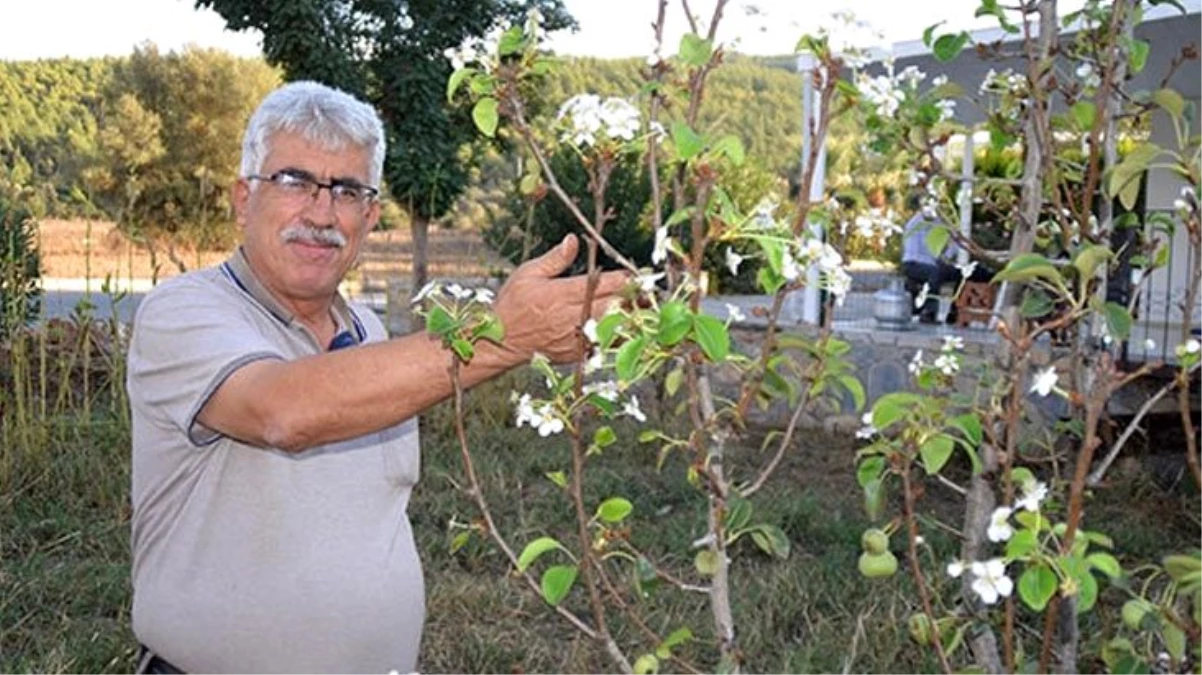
[304,186,339,219]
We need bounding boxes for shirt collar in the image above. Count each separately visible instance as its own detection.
[221,247,365,349]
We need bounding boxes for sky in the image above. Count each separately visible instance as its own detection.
[0,0,1079,62]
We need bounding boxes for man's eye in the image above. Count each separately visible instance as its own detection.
[276,174,312,190]
[331,185,363,202]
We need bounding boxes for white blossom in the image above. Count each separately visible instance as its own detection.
[725,247,744,275]
[935,98,956,122]
[942,335,964,352]
[446,283,473,300]
[1030,366,1058,397]
[622,395,647,423]
[908,349,925,375]
[970,558,1014,605]
[955,260,978,280]
[652,226,670,265]
[582,318,598,344]
[947,560,965,578]
[636,272,664,292]
[474,288,495,304]
[914,282,930,310]
[411,280,437,304]
[1016,480,1048,512]
[725,303,746,323]
[583,379,620,401]
[856,411,877,439]
[1076,62,1101,89]
[1144,338,1156,351]
[514,393,565,437]
[1185,338,1201,354]
[934,353,960,376]
[598,97,641,141]
[987,506,1014,542]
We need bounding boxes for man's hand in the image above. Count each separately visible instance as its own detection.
[493,234,629,365]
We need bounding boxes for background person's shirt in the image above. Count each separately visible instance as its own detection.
[127,251,424,674]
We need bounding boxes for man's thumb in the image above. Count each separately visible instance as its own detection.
[524,234,578,278]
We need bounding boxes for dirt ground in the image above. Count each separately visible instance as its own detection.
[35,219,510,286]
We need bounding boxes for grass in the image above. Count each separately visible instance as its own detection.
[2,316,1199,673]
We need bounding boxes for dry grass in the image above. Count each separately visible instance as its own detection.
[35,219,512,286]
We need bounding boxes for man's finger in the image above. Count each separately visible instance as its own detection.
[516,234,579,280]
[551,269,630,298]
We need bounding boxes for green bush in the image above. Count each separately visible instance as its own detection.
[0,196,42,336]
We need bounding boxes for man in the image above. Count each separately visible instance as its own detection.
[127,81,625,674]
[899,197,989,325]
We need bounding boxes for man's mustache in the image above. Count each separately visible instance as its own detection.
[281,224,347,248]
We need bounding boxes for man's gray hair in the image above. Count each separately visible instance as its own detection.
[241,81,386,187]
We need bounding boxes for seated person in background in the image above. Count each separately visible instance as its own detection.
[901,195,994,324]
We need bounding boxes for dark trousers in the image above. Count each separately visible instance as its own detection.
[136,645,186,674]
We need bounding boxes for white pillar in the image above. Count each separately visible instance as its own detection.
[957,132,974,265]
[797,51,826,325]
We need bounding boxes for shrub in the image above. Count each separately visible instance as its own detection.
[0,196,42,337]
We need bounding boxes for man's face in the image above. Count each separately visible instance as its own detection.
[232,130,379,308]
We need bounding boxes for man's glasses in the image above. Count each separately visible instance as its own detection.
[247,169,380,210]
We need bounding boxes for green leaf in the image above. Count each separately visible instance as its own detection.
[993,253,1062,285]
[518,536,565,572]
[541,565,577,605]
[1020,289,1055,318]
[922,22,946,47]
[710,134,745,165]
[664,366,684,397]
[426,305,455,336]
[932,32,970,62]
[671,121,705,161]
[450,338,474,361]
[1014,510,1049,532]
[1071,100,1096,130]
[749,524,791,560]
[450,530,471,554]
[596,313,625,349]
[692,314,730,362]
[725,496,752,532]
[1163,553,1201,582]
[1087,552,1122,579]
[863,477,886,521]
[950,413,983,446]
[616,335,648,382]
[593,425,617,448]
[472,97,499,137]
[656,628,693,659]
[545,470,567,489]
[694,549,719,576]
[678,32,713,66]
[1018,564,1058,611]
[1077,568,1099,612]
[857,457,886,488]
[658,301,693,346]
[446,67,476,102]
[1152,88,1186,118]
[1073,243,1112,280]
[497,25,526,55]
[836,374,866,412]
[1006,529,1040,558]
[1163,622,1186,661]
[597,497,633,523]
[919,434,955,474]
[925,226,950,257]
[1102,301,1133,340]
[472,318,505,343]
[633,654,659,675]
[872,392,920,430]
[1128,39,1150,75]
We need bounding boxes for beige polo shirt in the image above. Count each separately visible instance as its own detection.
[127,250,424,674]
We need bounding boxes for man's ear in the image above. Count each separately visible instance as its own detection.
[232,178,251,228]
[364,198,382,233]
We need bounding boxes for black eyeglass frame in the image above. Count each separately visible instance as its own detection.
[245,169,380,206]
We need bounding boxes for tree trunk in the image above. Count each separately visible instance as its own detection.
[410,211,430,293]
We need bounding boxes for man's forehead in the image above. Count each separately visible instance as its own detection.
[263,131,372,178]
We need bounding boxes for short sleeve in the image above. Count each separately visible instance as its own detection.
[127,275,284,446]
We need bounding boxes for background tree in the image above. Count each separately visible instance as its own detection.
[195,0,576,291]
